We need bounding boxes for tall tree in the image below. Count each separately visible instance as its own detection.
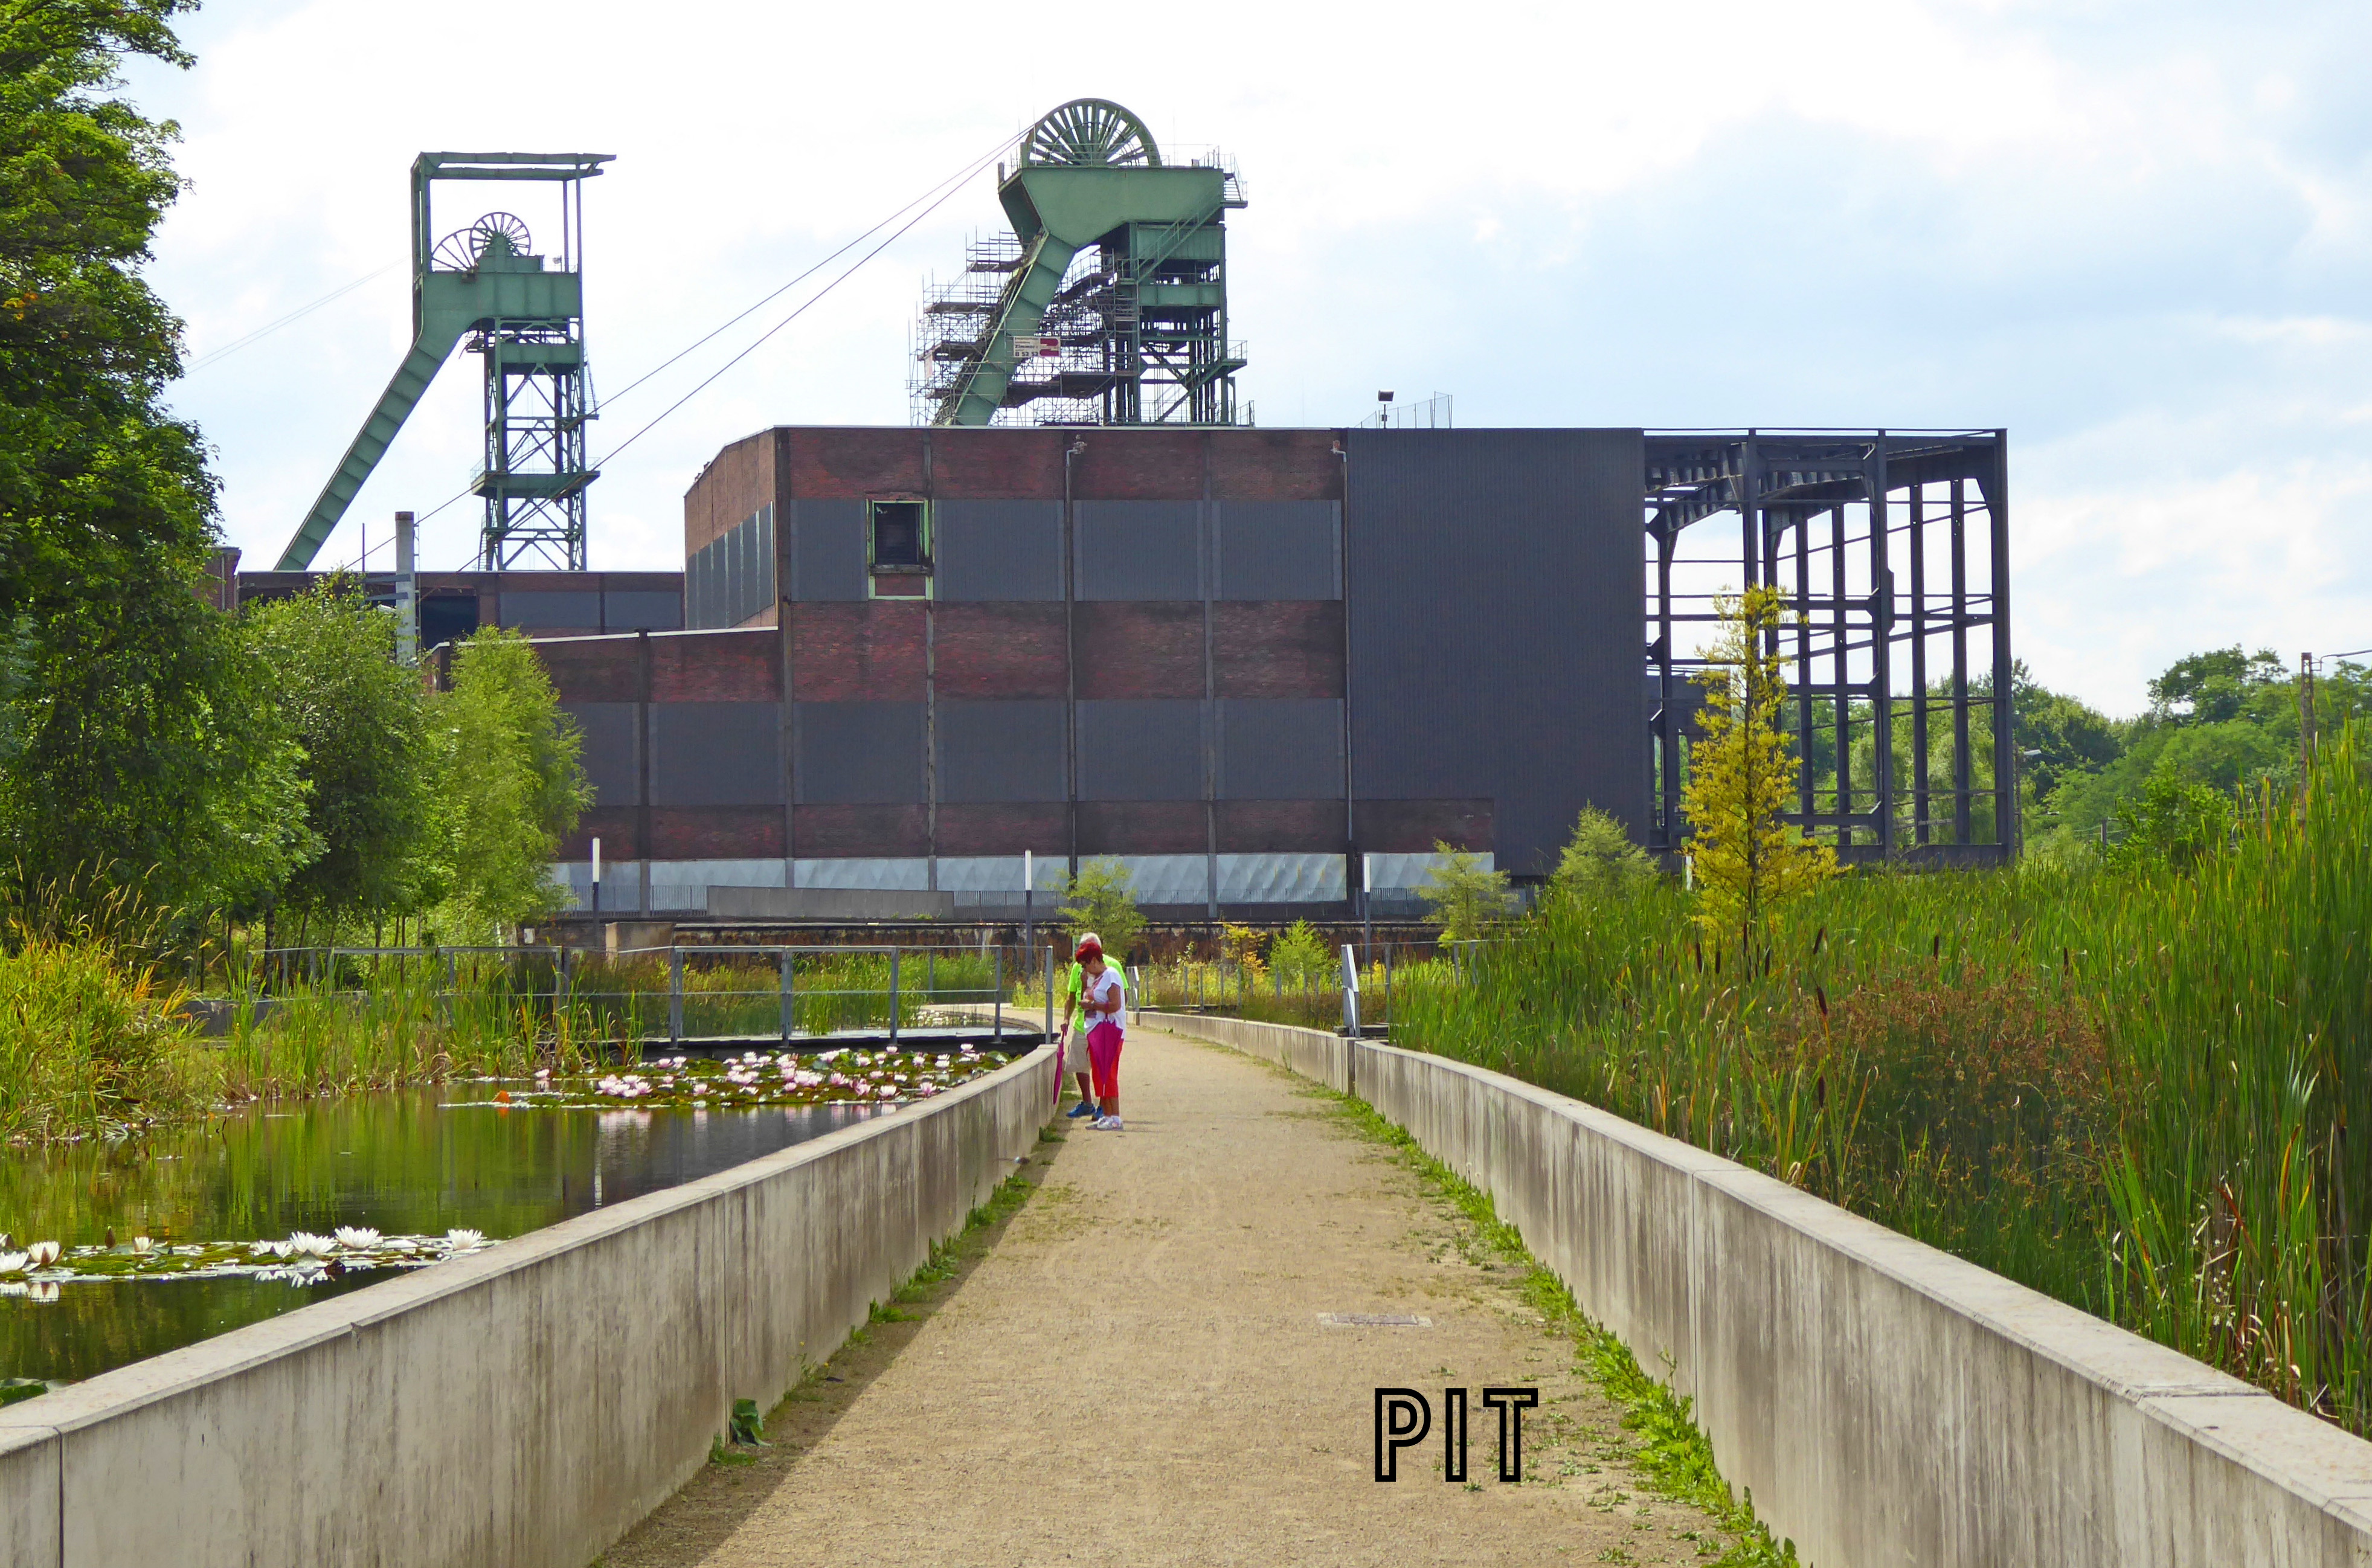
[246,582,437,930]
[1681,586,1835,944]
[0,0,306,916]
[429,629,588,942]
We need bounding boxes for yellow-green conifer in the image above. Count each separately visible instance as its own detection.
[1680,585,1836,944]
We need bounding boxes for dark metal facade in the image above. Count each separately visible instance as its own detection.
[1644,430,2014,864]
[1345,429,1648,875]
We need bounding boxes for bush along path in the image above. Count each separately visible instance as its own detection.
[599,1023,1787,1567]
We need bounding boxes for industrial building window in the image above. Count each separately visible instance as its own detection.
[868,500,931,599]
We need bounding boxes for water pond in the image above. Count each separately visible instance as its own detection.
[0,1041,1012,1388]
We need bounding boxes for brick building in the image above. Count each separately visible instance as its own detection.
[537,425,1645,919]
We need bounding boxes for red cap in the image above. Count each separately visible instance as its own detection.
[1074,937,1102,961]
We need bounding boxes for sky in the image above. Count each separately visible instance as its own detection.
[125,0,2372,716]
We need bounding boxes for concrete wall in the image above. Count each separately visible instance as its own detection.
[0,1047,1053,1567]
[1145,1011,2372,1567]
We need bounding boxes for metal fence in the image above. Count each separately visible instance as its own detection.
[231,942,1035,1049]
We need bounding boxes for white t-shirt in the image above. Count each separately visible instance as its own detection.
[1082,968,1125,1037]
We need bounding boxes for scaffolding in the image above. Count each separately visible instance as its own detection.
[913,100,1248,427]
[1643,430,2014,864]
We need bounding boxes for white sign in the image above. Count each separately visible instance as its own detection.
[1011,334,1058,359]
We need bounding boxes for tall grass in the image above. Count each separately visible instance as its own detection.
[0,939,203,1141]
[1395,724,2372,1432]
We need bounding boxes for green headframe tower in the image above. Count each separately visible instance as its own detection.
[915,100,1247,427]
[277,152,612,571]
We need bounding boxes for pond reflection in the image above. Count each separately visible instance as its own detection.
[0,1085,881,1383]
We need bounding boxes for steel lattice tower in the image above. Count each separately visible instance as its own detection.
[277,152,611,571]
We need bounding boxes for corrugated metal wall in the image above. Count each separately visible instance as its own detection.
[935,501,1061,600]
[789,499,866,602]
[1346,428,1647,877]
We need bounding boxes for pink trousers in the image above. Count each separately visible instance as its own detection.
[1087,1021,1124,1102]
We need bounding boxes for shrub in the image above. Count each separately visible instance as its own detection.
[1268,921,1331,987]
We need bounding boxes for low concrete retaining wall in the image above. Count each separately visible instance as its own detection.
[1148,1011,2372,1566]
[0,1046,1054,1567]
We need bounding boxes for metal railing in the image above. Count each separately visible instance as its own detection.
[222,942,1031,1049]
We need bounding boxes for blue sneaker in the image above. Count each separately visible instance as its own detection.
[1065,1100,1097,1119]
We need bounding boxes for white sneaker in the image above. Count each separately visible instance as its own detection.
[1093,1115,1123,1131]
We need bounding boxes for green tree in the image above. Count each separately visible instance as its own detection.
[2104,759,2235,871]
[1267,919,1331,986]
[1059,857,1145,960]
[0,1,310,919]
[1548,806,1655,903]
[246,581,437,932]
[1417,841,1510,942]
[429,629,588,942]
[2149,646,2285,725]
[1680,586,1836,943]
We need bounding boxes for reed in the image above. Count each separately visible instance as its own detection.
[1393,723,2372,1431]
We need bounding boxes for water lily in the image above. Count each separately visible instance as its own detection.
[130,1236,155,1256]
[333,1227,382,1251]
[444,1229,487,1250]
[25,1241,59,1269]
[0,1253,25,1276]
[876,1084,898,1099]
[289,1232,336,1258]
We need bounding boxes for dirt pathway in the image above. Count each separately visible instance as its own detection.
[600,1024,1736,1567]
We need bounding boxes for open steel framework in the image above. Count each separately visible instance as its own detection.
[911,100,1247,428]
[1644,430,2013,864]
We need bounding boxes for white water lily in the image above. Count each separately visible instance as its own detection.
[289,1232,336,1258]
[129,1236,155,1256]
[25,1241,59,1269]
[333,1227,382,1251]
[0,1253,25,1275]
[443,1229,487,1250]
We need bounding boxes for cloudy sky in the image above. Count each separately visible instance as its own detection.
[128,0,2371,715]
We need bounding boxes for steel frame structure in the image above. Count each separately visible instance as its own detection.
[275,152,609,573]
[912,100,1247,428]
[1644,429,2013,865]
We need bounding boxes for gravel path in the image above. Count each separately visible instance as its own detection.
[599,1023,1734,1567]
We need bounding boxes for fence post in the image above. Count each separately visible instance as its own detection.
[993,946,1004,1039]
[779,950,793,1046]
[1043,944,1055,1043]
[668,948,683,1046]
[1339,945,1361,1038]
[889,948,901,1045]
